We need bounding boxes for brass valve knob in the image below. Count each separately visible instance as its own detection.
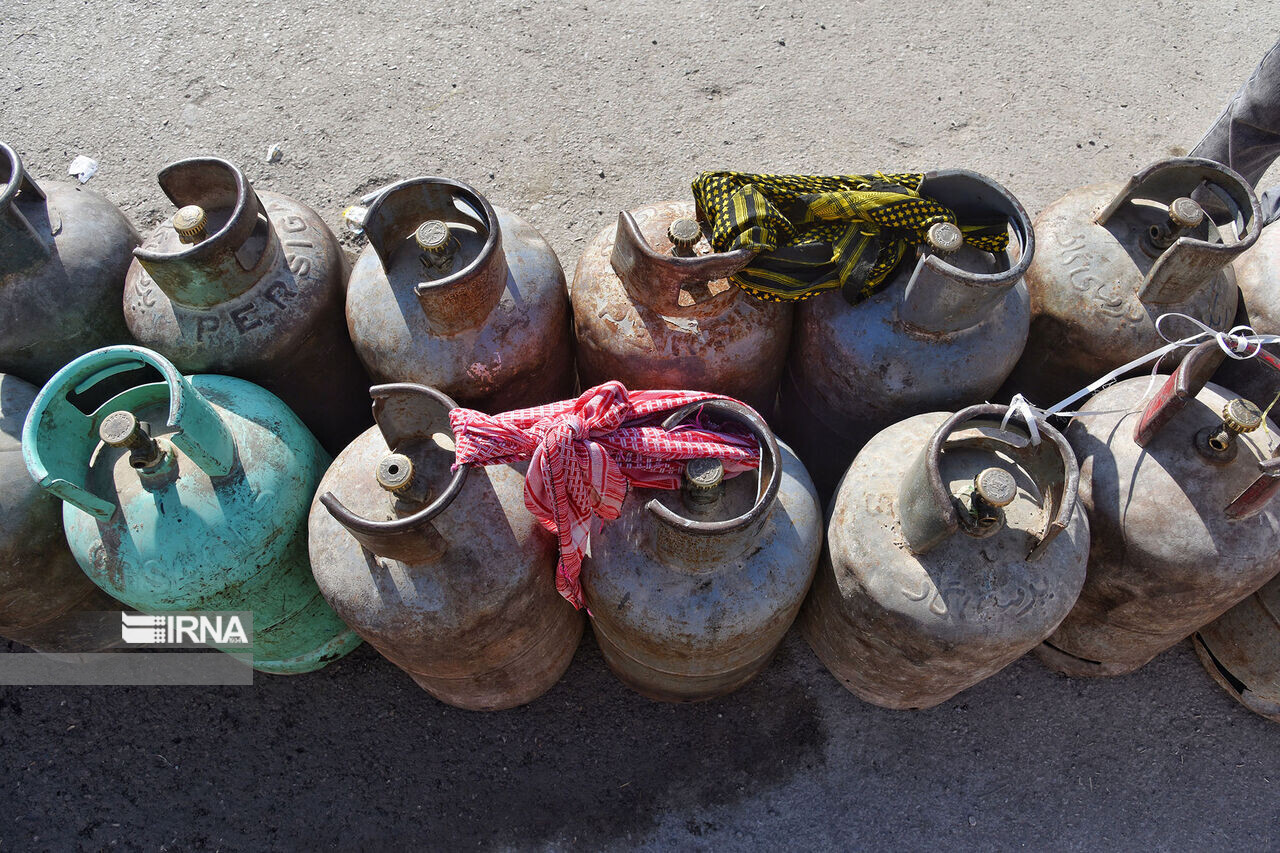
[415,220,451,254]
[1169,197,1206,230]
[376,453,415,494]
[99,410,147,448]
[957,466,1016,538]
[172,205,208,244]
[668,218,703,258]
[415,220,456,271]
[926,221,964,254]
[683,457,725,507]
[1145,197,1206,254]
[376,452,434,506]
[668,218,703,250]
[1221,398,1263,436]
[973,467,1017,508]
[99,411,164,470]
[1203,398,1264,455]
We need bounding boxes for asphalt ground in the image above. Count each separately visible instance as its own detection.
[3,1,1279,849]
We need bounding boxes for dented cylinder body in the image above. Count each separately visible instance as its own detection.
[1004,158,1256,406]
[0,143,138,385]
[123,157,371,454]
[308,384,582,710]
[1038,344,1280,677]
[22,346,361,674]
[580,402,822,702]
[0,373,122,651]
[800,405,1090,710]
[571,201,792,418]
[779,170,1034,501]
[347,178,574,413]
[1194,574,1280,723]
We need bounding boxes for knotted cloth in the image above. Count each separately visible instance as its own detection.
[691,171,1011,303]
[450,382,762,608]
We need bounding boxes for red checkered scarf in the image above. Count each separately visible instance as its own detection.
[450,381,761,608]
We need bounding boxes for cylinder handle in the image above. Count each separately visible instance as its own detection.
[897,404,1079,560]
[0,142,52,269]
[644,399,780,539]
[320,384,468,563]
[359,177,507,335]
[610,209,755,314]
[22,346,237,521]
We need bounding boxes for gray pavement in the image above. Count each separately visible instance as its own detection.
[3,1,1279,849]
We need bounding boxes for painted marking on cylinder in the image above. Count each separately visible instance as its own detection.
[279,214,307,234]
[142,559,174,593]
[196,315,221,341]
[230,304,263,334]
[264,279,297,311]
[134,279,158,308]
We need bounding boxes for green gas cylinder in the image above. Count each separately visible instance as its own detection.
[22,345,361,673]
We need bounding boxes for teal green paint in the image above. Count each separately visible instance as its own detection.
[23,346,362,674]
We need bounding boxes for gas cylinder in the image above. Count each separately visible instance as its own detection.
[799,404,1090,710]
[1003,157,1259,406]
[346,177,574,412]
[1,372,123,652]
[23,346,362,673]
[778,170,1034,500]
[1193,574,1280,723]
[579,400,822,702]
[309,383,583,710]
[123,156,370,454]
[1036,340,1280,677]
[570,201,792,418]
[0,142,138,385]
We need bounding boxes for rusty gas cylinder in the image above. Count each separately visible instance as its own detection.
[570,202,792,418]
[579,399,822,702]
[1036,340,1280,677]
[123,156,370,453]
[1193,573,1280,723]
[23,346,361,673]
[309,384,583,710]
[0,373,123,652]
[778,170,1034,500]
[0,143,138,385]
[1003,158,1260,406]
[800,404,1090,709]
[346,178,574,413]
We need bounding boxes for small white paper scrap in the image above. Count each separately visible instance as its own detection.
[67,155,98,184]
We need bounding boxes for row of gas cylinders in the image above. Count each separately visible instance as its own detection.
[3,142,1279,719]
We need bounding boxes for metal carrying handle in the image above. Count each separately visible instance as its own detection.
[643,398,781,538]
[21,346,236,521]
[1133,340,1280,520]
[896,403,1079,561]
[360,176,507,333]
[1094,157,1261,304]
[320,384,468,563]
[1133,340,1227,447]
[898,169,1035,334]
[0,142,52,270]
[132,157,277,308]
[608,209,755,315]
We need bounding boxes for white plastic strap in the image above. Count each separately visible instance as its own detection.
[999,313,1280,445]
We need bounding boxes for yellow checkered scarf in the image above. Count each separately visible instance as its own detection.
[691,171,1010,303]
